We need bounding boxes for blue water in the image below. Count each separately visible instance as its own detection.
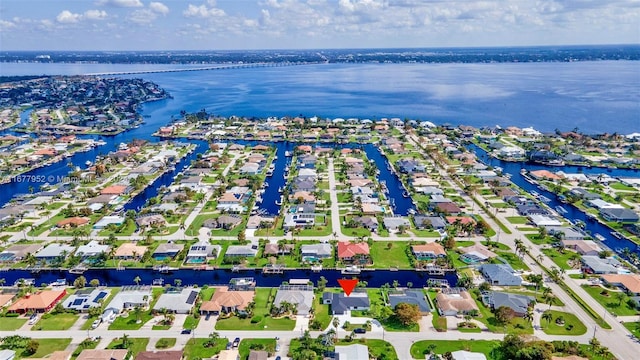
[363,144,415,216]
[0,268,456,288]
[469,144,640,258]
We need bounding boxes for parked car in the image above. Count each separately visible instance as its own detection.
[181,329,191,335]
[353,328,366,334]
[28,314,38,325]
[91,319,101,329]
[275,357,281,360]
[232,337,240,348]
[226,342,232,350]
[275,343,281,351]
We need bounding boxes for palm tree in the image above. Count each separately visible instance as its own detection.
[523,310,534,323]
[332,317,340,329]
[121,334,131,349]
[542,312,553,325]
[615,292,626,307]
[133,276,141,286]
[0,278,5,287]
[133,305,142,323]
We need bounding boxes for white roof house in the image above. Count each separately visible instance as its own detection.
[528,214,562,227]
[93,215,124,229]
[451,350,488,360]
[76,240,109,258]
[105,286,152,313]
[64,288,111,312]
[334,344,368,360]
[153,288,200,314]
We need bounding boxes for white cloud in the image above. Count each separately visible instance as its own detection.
[129,9,157,24]
[56,9,108,24]
[56,10,82,24]
[97,0,143,7]
[184,2,226,18]
[149,2,170,15]
[0,19,16,30]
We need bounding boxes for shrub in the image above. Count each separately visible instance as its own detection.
[250,315,262,323]
[4,313,20,317]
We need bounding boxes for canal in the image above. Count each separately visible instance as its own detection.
[469,144,640,258]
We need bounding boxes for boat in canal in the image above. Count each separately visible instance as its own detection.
[402,190,410,198]
[555,206,568,215]
[539,195,552,203]
[341,265,361,275]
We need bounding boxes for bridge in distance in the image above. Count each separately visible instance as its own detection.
[84,61,324,76]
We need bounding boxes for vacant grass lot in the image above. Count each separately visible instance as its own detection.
[0,317,27,331]
[506,216,529,224]
[33,312,79,331]
[106,337,149,357]
[541,248,579,270]
[183,338,228,360]
[215,288,295,331]
[238,339,276,358]
[410,340,500,358]
[540,310,587,335]
[581,285,640,316]
[370,241,413,268]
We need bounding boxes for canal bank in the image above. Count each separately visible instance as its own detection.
[468,144,640,258]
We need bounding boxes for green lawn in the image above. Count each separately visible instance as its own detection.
[215,288,295,331]
[540,310,587,335]
[410,340,500,359]
[623,321,640,339]
[370,242,412,269]
[183,338,228,360]
[471,290,533,334]
[312,295,332,330]
[2,338,71,359]
[109,287,164,330]
[239,338,276,358]
[107,337,149,357]
[341,226,372,237]
[183,315,199,330]
[581,285,640,316]
[334,339,398,360]
[156,338,177,349]
[32,312,79,331]
[0,317,27,331]
[491,251,530,271]
[541,248,579,270]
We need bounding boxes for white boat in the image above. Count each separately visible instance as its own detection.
[594,233,606,241]
[85,160,92,167]
[539,195,551,203]
[341,265,361,275]
[285,151,292,157]
[555,206,568,215]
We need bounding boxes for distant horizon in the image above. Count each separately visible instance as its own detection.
[2,43,640,54]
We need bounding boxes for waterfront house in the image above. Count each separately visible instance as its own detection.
[263,243,294,256]
[290,191,316,203]
[225,245,257,258]
[153,243,184,260]
[298,168,317,179]
[153,287,200,314]
[300,244,333,259]
[239,162,260,175]
[580,256,622,274]
[414,186,444,195]
[35,243,75,263]
[411,243,446,260]
[481,264,522,286]
[185,242,220,264]
[383,217,411,233]
[600,274,640,295]
[361,203,385,215]
[528,214,562,227]
[337,241,371,265]
[435,202,462,215]
[114,243,147,260]
[482,291,534,316]
[388,289,431,314]
[599,207,639,222]
[63,288,111,312]
[8,289,66,314]
[135,214,167,228]
[93,215,124,229]
[547,227,586,240]
[569,188,601,200]
[334,344,369,360]
[100,184,130,196]
[435,288,479,316]
[516,204,547,216]
[273,284,315,315]
[322,291,370,315]
[292,178,316,192]
[397,159,426,174]
[104,286,152,317]
[0,244,43,262]
[199,287,255,315]
[560,240,601,256]
[75,240,109,260]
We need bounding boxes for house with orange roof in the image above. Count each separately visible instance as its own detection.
[412,243,447,260]
[114,243,148,260]
[199,287,255,315]
[337,241,371,265]
[34,148,57,157]
[601,274,640,295]
[7,289,66,314]
[100,184,129,196]
[56,217,90,228]
[529,170,562,181]
[0,294,16,309]
[297,145,312,153]
[446,216,476,226]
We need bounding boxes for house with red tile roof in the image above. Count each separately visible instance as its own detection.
[56,217,90,228]
[7,289,66,314]
[100,184,129,196]
[337,241,371,265]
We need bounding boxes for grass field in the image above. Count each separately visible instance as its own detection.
[410,340,500,358]
[215,288,295,331]
[0,317,27,331]
[33,313,79,331]
[156,338,177,349]
[238,338,276,358]
[541,248,579,270]
[106,337,149,357]
[623,322,640,339]
[370,241,412,268]
[312,295,332,330]
[540,310,587,335]
[581,285,640,316]
[506,216,529,224]
[335,339,398,360]
[183,338,228,360]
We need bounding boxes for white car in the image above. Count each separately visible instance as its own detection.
[28,315,38,325]
[91,319,101,329]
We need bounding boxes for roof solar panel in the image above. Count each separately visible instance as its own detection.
[94,292,107,301]
[186,291,198,305]
[73,299,84,306]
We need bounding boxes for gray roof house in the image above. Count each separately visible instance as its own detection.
[482,291,534,316]
[152,243,185,260]
[35,243,75,263]
[334,344,369,360]
[105,286,153,313]
[388,290,431,314]
[185,242,221,264]
[352,216,378,231]
[301,244,332,258]
[481,264,522,286]
[546,226,586,240]
[273,284,315,315]
[64,288,111,312]
[413,215,446,230]
[599,208,639,222]
[75,240,109,259]
[153,287,200,314]
[322,292,370,315]
[581,256,622,274]
[383,217,411,232]
[225,245,258,257]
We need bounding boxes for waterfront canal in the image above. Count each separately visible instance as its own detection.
[469,144,640,258]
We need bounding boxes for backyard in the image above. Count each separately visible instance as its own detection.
[215,288,295,331]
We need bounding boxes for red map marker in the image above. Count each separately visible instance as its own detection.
[337,278,358,296]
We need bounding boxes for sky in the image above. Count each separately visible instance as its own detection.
[1,0,639,51]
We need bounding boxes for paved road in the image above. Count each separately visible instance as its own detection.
[327,158,344,239]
